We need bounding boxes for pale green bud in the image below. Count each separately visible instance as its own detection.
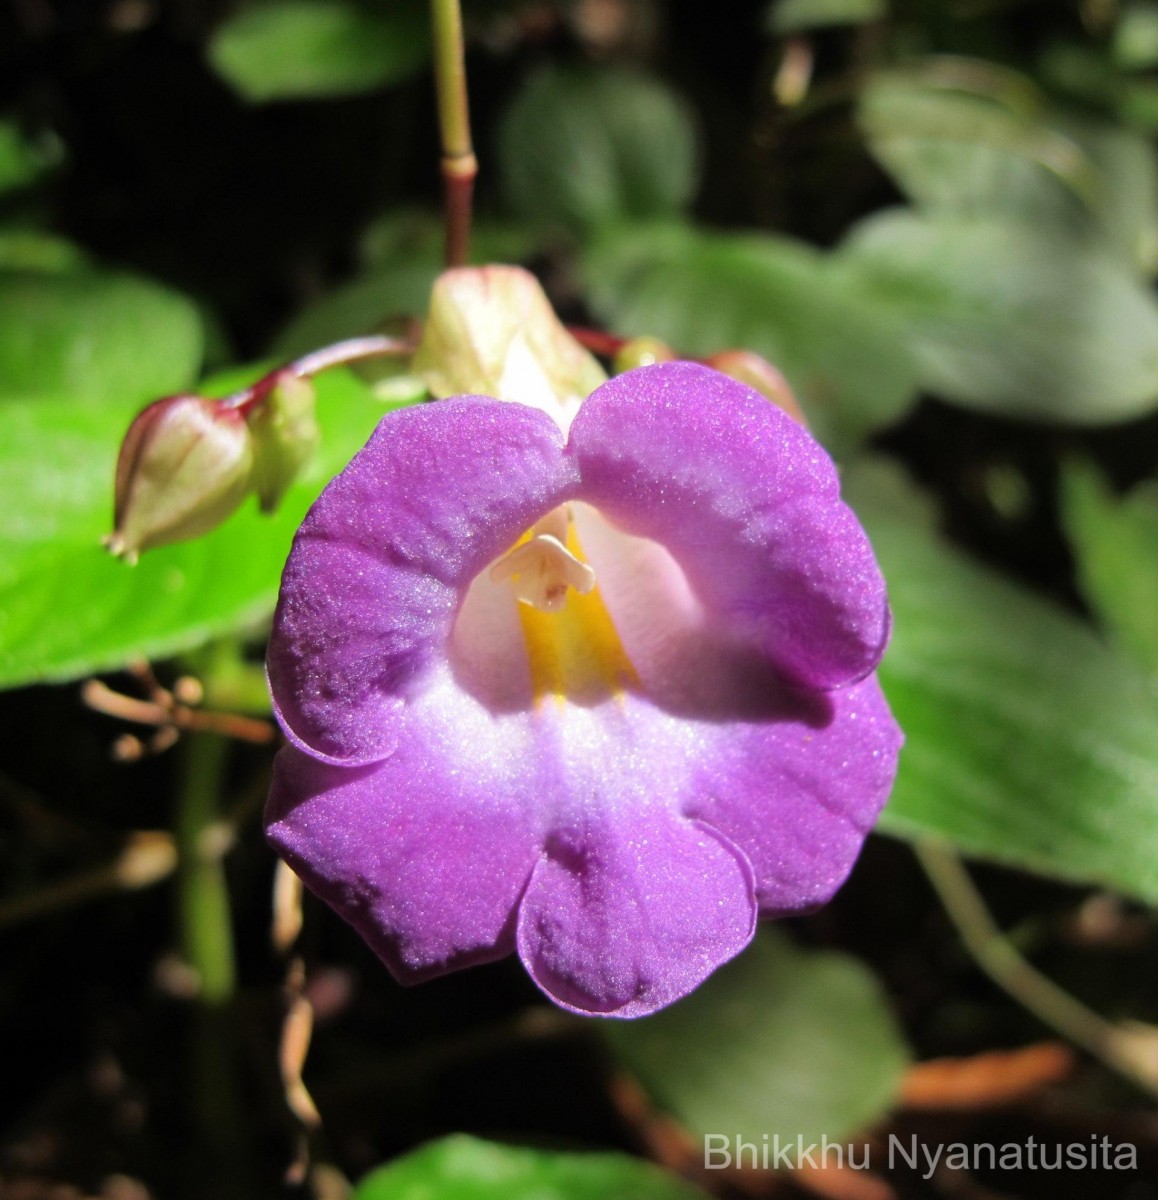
[105,394,255,563]
[612,336,676,374]
[412,266,606,431]
[248,372,320,513]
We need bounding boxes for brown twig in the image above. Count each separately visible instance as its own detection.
[900,1043,1075,1111]
[82,671,275,757]
[0,831,177,932]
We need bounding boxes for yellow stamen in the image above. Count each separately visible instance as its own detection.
[492,514,637,704]
[489,533,594,612]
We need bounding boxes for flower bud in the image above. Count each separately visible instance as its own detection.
[412,265,606,430]
[706,349,808,427]
[105,394,254,563]
[612,336,676,374]
[248,372,320,513]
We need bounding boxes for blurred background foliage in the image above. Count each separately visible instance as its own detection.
[1,1,1158,1197]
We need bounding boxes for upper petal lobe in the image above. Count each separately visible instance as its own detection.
[569,362,890,690]
[268,396,575,764]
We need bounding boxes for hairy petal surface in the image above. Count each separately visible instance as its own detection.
[268,397,574,764]
[266,670,548,978]
[570,362,890,690]
[685,675,902,915]
[517,805,757,1017]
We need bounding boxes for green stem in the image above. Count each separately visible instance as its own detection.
[177,730,235,1004]
[916,841,1158,1098]
[176,726,255,1196]
[430,0,476,267]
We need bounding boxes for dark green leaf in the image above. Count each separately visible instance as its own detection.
[353,1135,711,1200]
[769,0,886,33]
[0,369,416,688]
[0,268,204,406]
[1061,461,1158,675]
[0,232,90,274]
[498,67,699,233]
[848,464,1158,901]
[839,211,1158,422]
[603,930,909,1162]
[208,0,430,103]
[583,223,918,451]
[0,121,61,195]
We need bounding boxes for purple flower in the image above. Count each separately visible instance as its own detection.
[265,361,901,1018]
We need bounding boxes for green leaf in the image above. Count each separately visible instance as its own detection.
[582,223,918,452]
[0,231,90,274]
[603,930,909,1162]
[352,1135,711,1200]
[1115,3,1158,70]
[1067,117,1158,271]
[858,67,1098,223]
[769,0,886,33]
[273,261,440,357]
[1121,78,1158,131]
[1061,461,1158,675]
[848,464,1158,902]
[0,369,413,689]
[839,210,1158,423]
[498,67,699,233]
[858,64,1158,271]
[0,268,205,406]
[208,0,430,103]
[0,121,62,195]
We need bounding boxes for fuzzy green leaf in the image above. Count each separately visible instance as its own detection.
[603,931,908,1162]
[0,369,417,688]
[353,1136,711,1200]
[209,0,430,102]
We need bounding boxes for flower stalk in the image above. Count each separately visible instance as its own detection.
[226,333,414,417]
[174,717,254,1188]
[430,0,476,267]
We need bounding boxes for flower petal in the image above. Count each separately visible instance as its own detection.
[268,397,575,764]
[569,361,890,690]
[517,803,757,1018]
[570,503,807,720]
[266,677,549,980]
[685,674,903,916]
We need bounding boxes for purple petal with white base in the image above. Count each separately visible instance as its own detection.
[266,360,902,1018]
